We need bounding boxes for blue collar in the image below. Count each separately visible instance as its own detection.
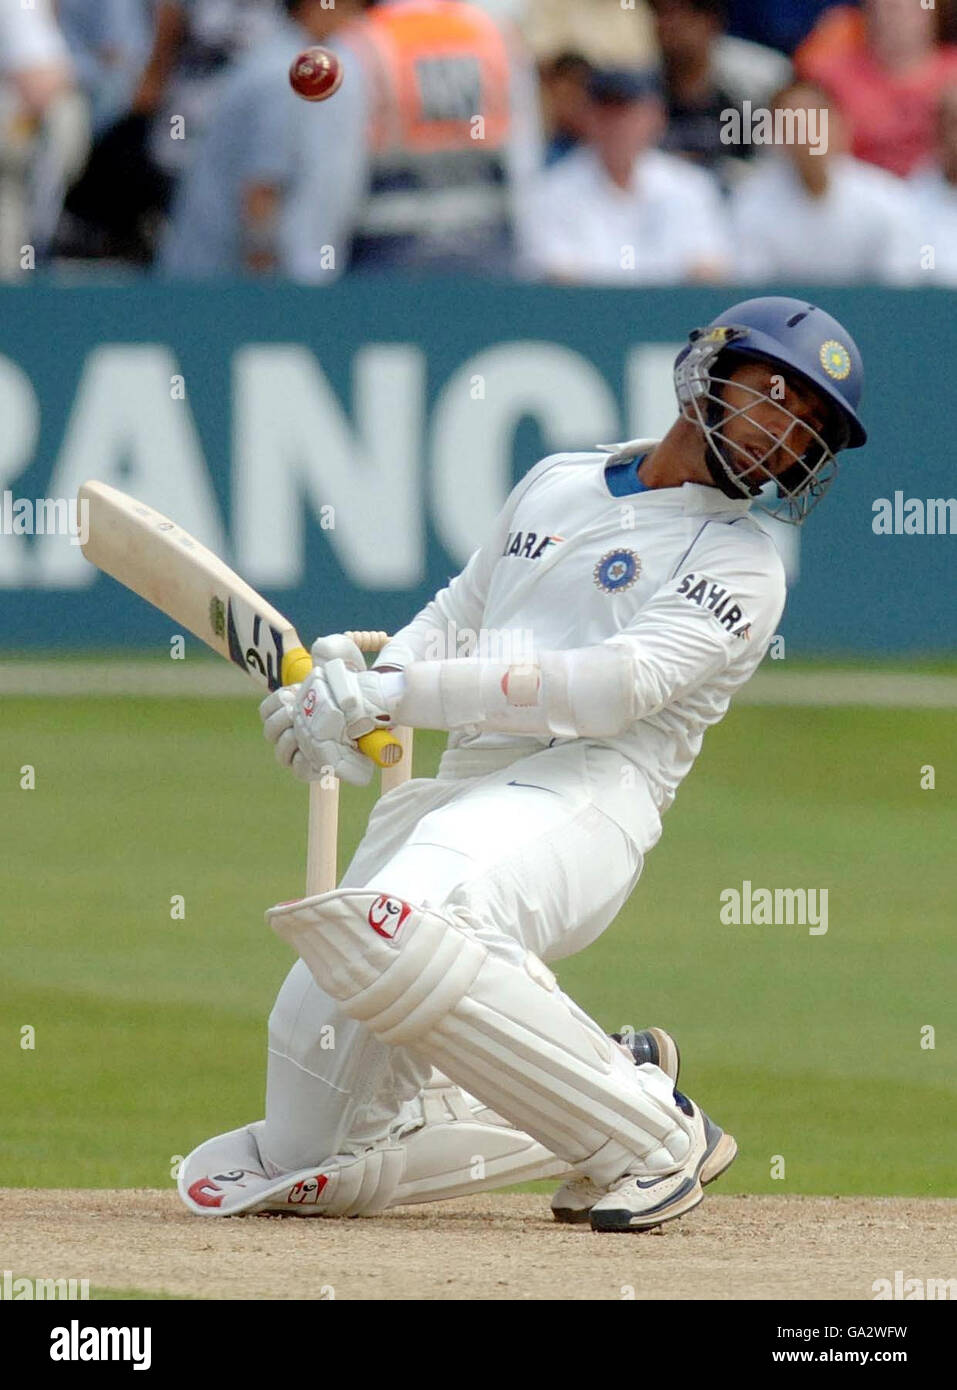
[604,453,650,497]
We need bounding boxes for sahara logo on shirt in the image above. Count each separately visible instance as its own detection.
[677,573,752,639]
[594,548,642,593]
[502,530,565,560]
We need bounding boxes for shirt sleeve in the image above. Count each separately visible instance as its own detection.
[604,521,786,717]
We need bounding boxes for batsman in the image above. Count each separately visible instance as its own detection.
[180,297,867,1231]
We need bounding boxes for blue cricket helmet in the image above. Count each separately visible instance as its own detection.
[673,296,867,524]
[701,296,866,448]
[706,296,862,447]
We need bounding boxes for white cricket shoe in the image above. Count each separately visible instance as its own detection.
[589,1092,737,1232]
[551,1027,681,1225]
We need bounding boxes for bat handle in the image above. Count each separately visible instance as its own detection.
[281,647,404,770]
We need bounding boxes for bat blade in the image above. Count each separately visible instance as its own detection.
[78,480,402,768]
[78,480,304,691]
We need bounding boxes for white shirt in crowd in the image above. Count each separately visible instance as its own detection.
[520,146,730,285]
[0,0,70,128]
[0,0,69,74]
[729,152,920,285]
[908,165,957,287]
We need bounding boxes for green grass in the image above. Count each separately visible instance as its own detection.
[6,1279,194,1300]
[1,695,954,1196]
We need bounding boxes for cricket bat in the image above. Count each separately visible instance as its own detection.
[78,480,403,890]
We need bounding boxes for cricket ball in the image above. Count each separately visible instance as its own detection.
[289,46,343,102]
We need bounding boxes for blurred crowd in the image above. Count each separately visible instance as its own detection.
[2,0,957,285]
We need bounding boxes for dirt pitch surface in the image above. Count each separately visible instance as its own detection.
[3,1191,954,1300]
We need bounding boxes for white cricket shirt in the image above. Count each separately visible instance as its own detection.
[378,445,786,828]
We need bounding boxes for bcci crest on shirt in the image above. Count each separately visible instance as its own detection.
[593,549,641,593]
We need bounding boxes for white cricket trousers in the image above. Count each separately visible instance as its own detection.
[261,740,663,1173]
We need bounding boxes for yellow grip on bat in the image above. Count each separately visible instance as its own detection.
[281,646,404,770]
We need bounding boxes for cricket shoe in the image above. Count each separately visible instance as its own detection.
[551,1027,680,1224]
[589,1092,737,1233]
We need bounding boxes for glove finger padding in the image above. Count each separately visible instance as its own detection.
[261,649,397,788]
[260,688,297,748]
[291,667,378,785]
[290,744,375,787]
[310,634,368,671]
[273,725,301,770]
[324,659,395,742]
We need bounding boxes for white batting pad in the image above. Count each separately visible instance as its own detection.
[178,1120,405,1217]
[392,1075,568,1204]
[268,890,693,1187]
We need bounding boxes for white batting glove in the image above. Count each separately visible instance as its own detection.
[259,678,374,787]
[320,657,395,740]
[259,653,396,787]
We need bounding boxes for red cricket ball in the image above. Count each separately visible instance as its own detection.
[288,46,344,102]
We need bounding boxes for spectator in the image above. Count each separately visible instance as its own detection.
[729,79,918,284]
[57,0,152,137]
[523,0,657,69]
[796,0,957,177]
[134,0,284,181]
[648,0,791,180]
[164,0,540,278]
[161,0,368,279]
[539,51,593,165]
[0,0,89,275]
[61,0,281,265]
[346,0,543,273]
[520,67,730,284]
[724,1,846,56]
[910,80,957,286]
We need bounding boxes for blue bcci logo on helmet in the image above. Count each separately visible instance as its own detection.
[820,339,851,381]
[594,548,641,593]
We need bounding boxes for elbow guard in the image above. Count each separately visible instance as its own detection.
[392,644,638,739]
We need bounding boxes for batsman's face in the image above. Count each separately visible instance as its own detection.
[716,361,830,483]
